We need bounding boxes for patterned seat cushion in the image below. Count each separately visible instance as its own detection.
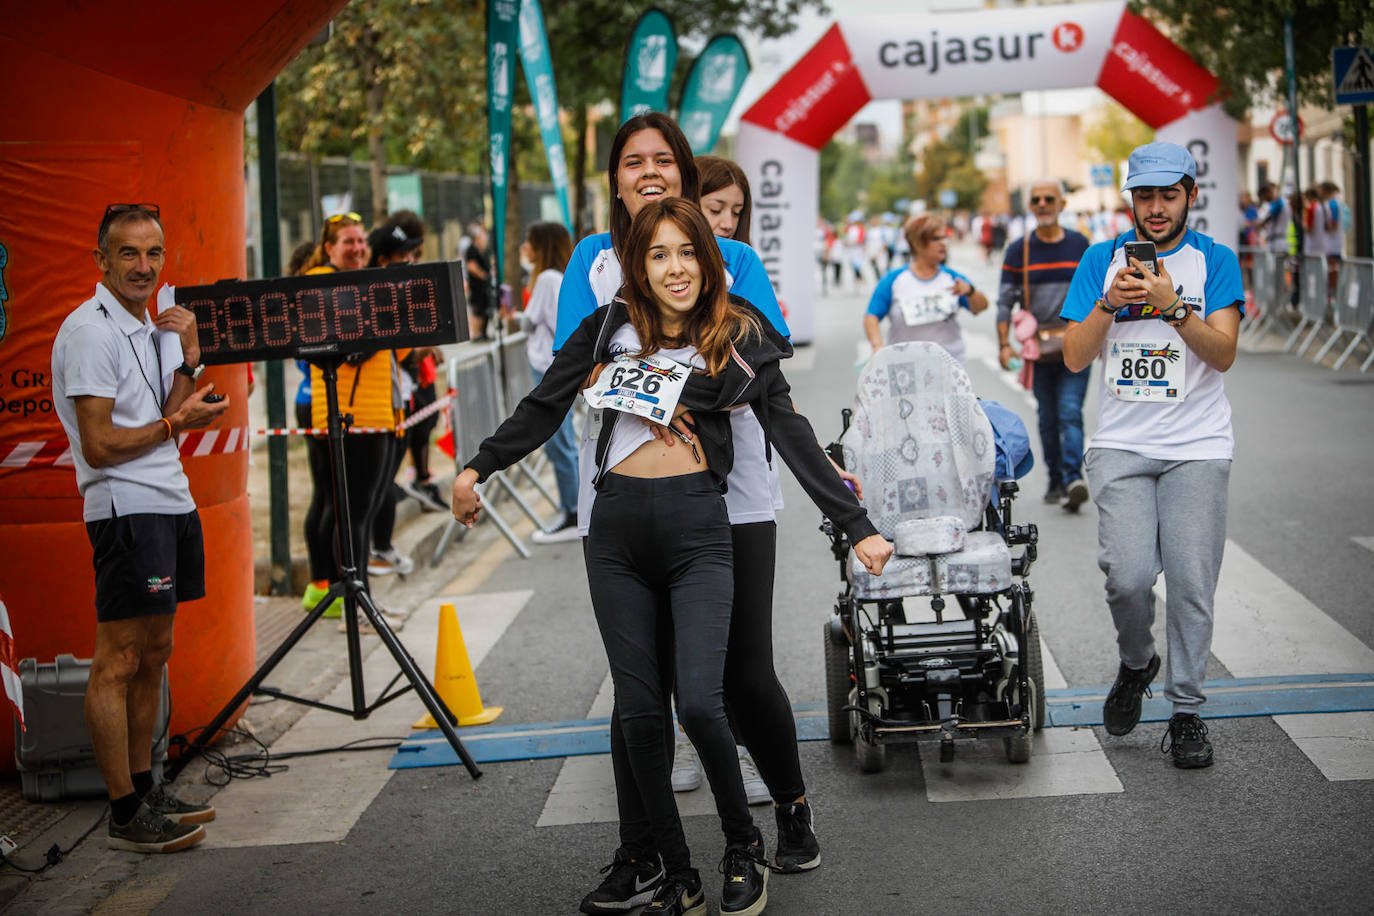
[894,516,965,556]
[934,531,1013,595]
[849,553,935,599]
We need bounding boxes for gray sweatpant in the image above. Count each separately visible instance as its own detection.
[1084,447,1231,713]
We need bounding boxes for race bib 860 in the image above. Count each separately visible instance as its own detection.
[1105,339,1187,402]
[582,352,690,425]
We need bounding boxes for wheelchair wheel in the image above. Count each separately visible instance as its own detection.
[1003,615,1046,763]
[850,689,888,773]
[823,619,852,744]
[1003,677,1037,764]
[1026,615,1046,731]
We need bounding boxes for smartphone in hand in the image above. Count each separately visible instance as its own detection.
[1124,241,1158,278]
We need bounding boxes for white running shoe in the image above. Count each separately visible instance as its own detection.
[368,547,414,576]
[671,739,703,792]
[737,747,771,806]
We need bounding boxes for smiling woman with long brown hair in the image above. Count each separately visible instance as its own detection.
[452,198,890,916]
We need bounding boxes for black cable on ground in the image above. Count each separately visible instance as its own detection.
[169,725,406,787]
[0,806,108,876]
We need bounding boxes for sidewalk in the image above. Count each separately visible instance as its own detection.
[0,394,547,911]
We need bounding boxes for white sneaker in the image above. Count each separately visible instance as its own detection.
[738,747,771,806]
[368,547,414,576]
[671,739,702,792]
[531,513,581,545]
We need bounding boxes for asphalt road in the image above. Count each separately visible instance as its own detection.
[8,243,1374,916]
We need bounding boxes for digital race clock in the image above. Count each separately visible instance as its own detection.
[176,261,468,365]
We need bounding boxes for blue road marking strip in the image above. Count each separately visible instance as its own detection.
[388,673,1374,770]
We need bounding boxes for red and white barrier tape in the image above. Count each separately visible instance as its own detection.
[256,391,455,438]
[1,392,456,469]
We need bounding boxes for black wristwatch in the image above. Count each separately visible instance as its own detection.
[176,361,204,380]
[1163,302,1190,326]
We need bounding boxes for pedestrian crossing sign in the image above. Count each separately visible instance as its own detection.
[1333,46,1374,105]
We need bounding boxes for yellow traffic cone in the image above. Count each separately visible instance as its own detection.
[413,602,503,729]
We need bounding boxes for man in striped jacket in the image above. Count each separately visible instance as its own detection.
[997,179,1092,509]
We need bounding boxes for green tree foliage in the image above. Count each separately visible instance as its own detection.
[1083,100,1154,186]
[1131,1,1374,117]
[275,0,487,222]
[913,107,988,211]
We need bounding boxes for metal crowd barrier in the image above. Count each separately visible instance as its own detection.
[1240,248,1289,343]
[1285,254,1330,356]
[1313,258,1374,371]
[495,331,560,513]
[431,341,533,563]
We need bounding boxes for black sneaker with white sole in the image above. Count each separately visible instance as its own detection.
[143,784,216,825]
[720,829,769,915]
[579,848,665,913]
[773,801,820,873]
[532,512,580,544]
[1161,712,1214,769]
[108,801,206,853]
[1102,654,1161,736]
[644,869,707,916]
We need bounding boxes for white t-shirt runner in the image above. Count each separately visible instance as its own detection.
[1061,229,1245,461]
[866,265,977,365]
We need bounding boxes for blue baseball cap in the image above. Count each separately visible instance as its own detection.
[1121,141,1197,192]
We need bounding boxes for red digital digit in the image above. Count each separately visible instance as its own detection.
[187,299,220,354]
[259,291,293,346]
[297,288,328,343]
[331,285,366,340]
[406,278,439,333]
[223,295,256,349]
[370,282,402,336]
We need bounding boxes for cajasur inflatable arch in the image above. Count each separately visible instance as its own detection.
[737,0,1235,344]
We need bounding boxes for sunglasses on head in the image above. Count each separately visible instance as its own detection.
[1029,196,1059,205]
[326,212,363,224]
[103,203,161,221]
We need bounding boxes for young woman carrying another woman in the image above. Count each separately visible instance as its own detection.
[453,199,890,916]
[551,115,837,914]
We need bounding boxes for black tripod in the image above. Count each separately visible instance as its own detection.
[171,357,481,779]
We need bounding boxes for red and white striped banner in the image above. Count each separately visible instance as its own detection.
[0,597,24,731]
[1,427,251,469]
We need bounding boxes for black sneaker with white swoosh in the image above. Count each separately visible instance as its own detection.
[579,848,665,913]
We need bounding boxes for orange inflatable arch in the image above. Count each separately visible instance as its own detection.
[0,1,348,772]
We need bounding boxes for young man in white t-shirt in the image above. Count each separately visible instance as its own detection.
[1060,142,1245,769]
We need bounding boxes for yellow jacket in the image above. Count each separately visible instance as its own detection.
[305,265,402,432]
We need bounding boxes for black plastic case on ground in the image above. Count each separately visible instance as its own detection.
[14,655,169,802]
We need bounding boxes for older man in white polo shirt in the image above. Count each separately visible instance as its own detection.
[51,203,229,853]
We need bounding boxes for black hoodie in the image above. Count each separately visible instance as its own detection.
[463,295,878,545]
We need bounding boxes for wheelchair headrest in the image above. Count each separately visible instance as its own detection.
[841,342,995,539]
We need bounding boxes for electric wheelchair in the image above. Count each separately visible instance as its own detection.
[822,342,1043,770]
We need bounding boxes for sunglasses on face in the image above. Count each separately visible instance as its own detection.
[1029,196,1059,205]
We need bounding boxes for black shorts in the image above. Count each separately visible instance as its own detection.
[85,511,206,622]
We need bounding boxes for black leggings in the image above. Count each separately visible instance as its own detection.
[299,402,334,583]
[612,521,804,859]
[371,385,442,552]
[588,473,753,875]
[305,427,395,588]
